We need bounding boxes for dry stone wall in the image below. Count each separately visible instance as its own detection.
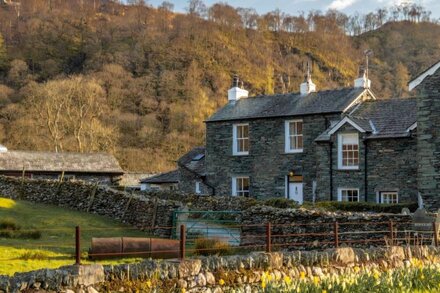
[1,246,439,292]
[241,205,412,248]
[0,175,415,244]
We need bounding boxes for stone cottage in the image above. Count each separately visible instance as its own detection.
[178,61,440,208]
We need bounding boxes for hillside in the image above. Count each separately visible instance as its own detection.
[0,1,439,172]
[354,21,440,98]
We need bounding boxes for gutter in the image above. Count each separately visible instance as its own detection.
[177,162,216,196]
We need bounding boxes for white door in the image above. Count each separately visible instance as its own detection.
[288,183,303,204]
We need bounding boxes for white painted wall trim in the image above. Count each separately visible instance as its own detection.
[328,117,366,135]
[232,123,249,156]
[409,61,440,91]
[406,122,417,132]
[337,187,360,202]
[337,133,360,170]
[284,119,304,154]
[342,89,376,113]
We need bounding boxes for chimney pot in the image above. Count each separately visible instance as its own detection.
[228,75,248,102]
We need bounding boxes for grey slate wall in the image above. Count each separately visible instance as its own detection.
[416,69,440,210]
[205,114,339,200]
[330,124,367,201]
[367,135,418,203]
[316,125,418,203]
[178,167,211,195]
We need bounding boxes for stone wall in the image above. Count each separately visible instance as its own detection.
[0,176,255,237]
[2,246,439,292]
[178,167,213,195]
[241,205,412,248]
[316,125,418,204]
[416,69,440,210]
[367,135,418,203]
[205,114,340,200]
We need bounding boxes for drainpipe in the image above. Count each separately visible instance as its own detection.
[364,139,368,202]
[329,141,334,201]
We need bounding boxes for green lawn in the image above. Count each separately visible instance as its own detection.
[0,197,149,275]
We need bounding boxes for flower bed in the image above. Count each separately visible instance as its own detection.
[263,259,440,293]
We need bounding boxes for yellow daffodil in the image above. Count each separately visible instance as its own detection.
[354,266,360,273]
[219,279,225,286]
[261,280,266,289]
[181,289,186,293]
[284,275,292,285]
[313,276,320,285]
[322,290,327,293]
[146,280,152,288]
[300,271,306,280]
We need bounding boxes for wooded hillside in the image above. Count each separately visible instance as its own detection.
[0,1,439,172]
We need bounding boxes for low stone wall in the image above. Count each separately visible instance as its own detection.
[241,205,413,248]
[1,246,438,292]
[0,175,415,244]
[0,176,253,237]
[0,176,182,237]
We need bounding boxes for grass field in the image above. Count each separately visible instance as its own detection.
[0,197,149,275]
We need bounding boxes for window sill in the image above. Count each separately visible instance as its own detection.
[337,166,359,171]
[285,149,304,154]
[233,152,249,156]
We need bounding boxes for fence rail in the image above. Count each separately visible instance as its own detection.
[0,220,437,266]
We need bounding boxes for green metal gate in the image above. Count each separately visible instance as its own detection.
[172,210,241,246]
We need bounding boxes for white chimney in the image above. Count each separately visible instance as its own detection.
[300,76,316,96]
[228,75,248,102]
[354,71,371,89]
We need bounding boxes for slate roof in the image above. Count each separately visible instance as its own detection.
[316,98,417,141]
[207,87,366,122]
[177,147,206,176]
[0,150,123,173]
[140,170,179,184]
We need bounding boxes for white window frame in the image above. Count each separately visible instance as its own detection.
[338,133,360,170]
[379,191,399,204]
[337,188,360,202]
[233,123,249,156]
[232,176,250,197]
[195,181,201,194]
[285,120,304,153]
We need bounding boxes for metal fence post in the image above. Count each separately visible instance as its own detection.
[180,224,186,260]
[433,222,439,247]
[334,222,339,248]
[389,221,394,245]
[266,223,272,253]
[75,226,81,265]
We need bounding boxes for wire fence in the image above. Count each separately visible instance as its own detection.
[0,220,437,266]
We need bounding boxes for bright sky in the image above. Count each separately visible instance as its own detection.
[148,0,440,18]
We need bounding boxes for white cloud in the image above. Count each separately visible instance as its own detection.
[328,0,359,10]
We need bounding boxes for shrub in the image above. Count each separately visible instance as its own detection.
[264,198,299,209]
[194,237,231,256]
[0,218,19,230]
[313,201,418,213]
